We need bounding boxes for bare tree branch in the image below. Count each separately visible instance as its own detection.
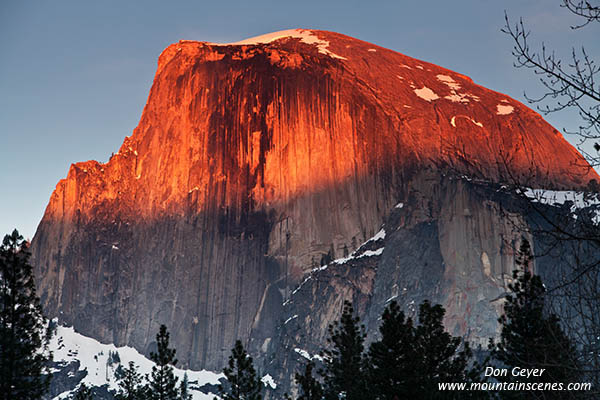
[561,0,600,28]
[502,9,600,165]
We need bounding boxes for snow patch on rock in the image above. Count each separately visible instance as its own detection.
[210,29,347,60]
[333,247,384,265]
[414,86,439,102]
[450,115,484,128]
[444,91,480,103]
[451,116,483,128]
[497,104,514,115]
[436,74,480,103]
[436,74,461,90]
[471,119,483,128]
[385,294,398,303]
[371,228,386,242]
[261,374,277,389]
[288,227,387,297]
[294,348,324,362]
[332,227,386,264]
[524,188,600,224]
[291,275,313,295]
[524,189,600,208]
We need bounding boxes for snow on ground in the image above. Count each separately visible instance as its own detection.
[209,29,347,60]
[496,104,514,115]
[50,324,224,400]
[414,86,439,102]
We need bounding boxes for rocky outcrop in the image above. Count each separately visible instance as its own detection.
[32,29,597,373]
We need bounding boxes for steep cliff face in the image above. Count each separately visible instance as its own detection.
[263,174,529,393]
[32,29,597,371]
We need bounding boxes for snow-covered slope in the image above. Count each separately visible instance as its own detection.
[49,323,224,399]
[525,188,600,208]
[524,188,600,223]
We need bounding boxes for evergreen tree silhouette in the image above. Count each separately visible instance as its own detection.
[0,229,53,400]
[367,300,483,399]
[295,360,323,400]
[116,361,146,400]
[147,325,179,400]
[216,340,262,400]
[320,300,367,400]
[179,372,192,400]
[491,238,582,399]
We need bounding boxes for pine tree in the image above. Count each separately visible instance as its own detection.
[490,238,581,399]
[367,300,482,400]
[0,229,53,400]
[320,300,367,400]
[412,301,479,399]
[366,300,415,399]
[116,361,145,400]
[73,383,94,400]
[147,324,179,400]
[295,360,323,400]
[179,372,192,400]
[216,340,262,400]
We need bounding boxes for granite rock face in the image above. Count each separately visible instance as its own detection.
[31,30,596,372]
[263,174,531,395]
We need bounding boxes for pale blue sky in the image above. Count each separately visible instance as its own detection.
[1,0,598,240]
